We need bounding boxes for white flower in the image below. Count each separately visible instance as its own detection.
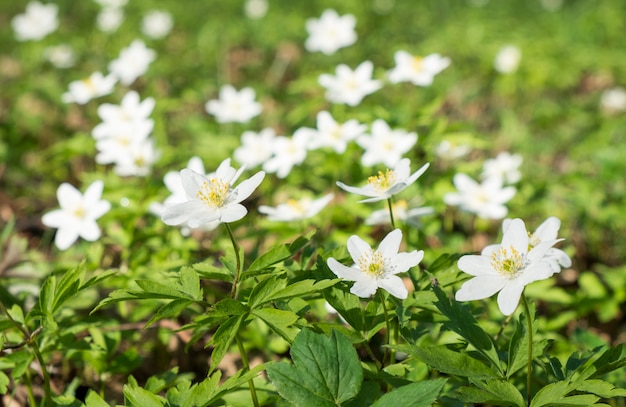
[444,174,516,219]
[356,119,417,167]
[94,90,155,130]
[42,181,111,250]
[337,158,429,203]
[318,61,382,106]
[244,0,268,20]
[44,44,75,68]
[234,128,276,168]
[205,85,262,123]
[455,218,565,315]
[482,152,523,184]
[161,159,265,227]
[93,0,128,8]
[327,229,423,299]
[494,45,521,74]
[97,7,124,33]
[108,40,156,85]
[259,193,334,222]
[434,140,471,161]
[306,111,367,153]
[61,72,117,105]
[142,10,173,39]
[12,1,58,42]
[365,200,434,226]
[111,138,160,177]
[600,87,626,114]
[94,121,153,160]
[262,129,310,179]
[305,9,357,55]
[388,51,450,86]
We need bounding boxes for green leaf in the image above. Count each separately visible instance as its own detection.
[574,379,626,398]
[84,390,110,407]
[266,329,363,407]
[192,262,233,282]
[530,381,575,407]
[402,344,499,378]
[212,298,250,317]
[123,377,166,407]
[179,266,202,300]
[249,276,338,309]
[0,371,9,394]
[576,343,626,381]
[546,394,601,406]
[145,299,193,328]
[207,315,244,374]
[324,286,365,332]
[39,275,57,329]
[135,280,196,300]
[456,378,525,407]
[252,308,301,343]
[242,232,314,279]
[370,379,447,407]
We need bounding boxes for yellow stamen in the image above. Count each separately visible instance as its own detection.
[367,169,396,193]
[357,250,386,276]
[196,177,230,208]
[412,56,424,73]
[490,246,523,278]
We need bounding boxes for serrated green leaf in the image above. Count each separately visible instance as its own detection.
[547,394,601,406]
[427,253,463,274]
[455,386,521,406]
[325,286,365,332]
[39,275,57,329]
[577,343,626,381]
[370,379,447,407]
[575,379,626,398]
[468,378,526,407]
[179,266,202,300]
[135,280,195,300]
[208,315,244,374]
[123,381,166,407]
[0,371,9,394]
[252,308,301,343]
[84,390,110,407]
[53,263,84,313]
[247,244,292,272]
[247,275,287,309]
[404,345,499,378]
[207,364,265,404]
[145,299,192,328]
[530,381,575,407]
[266,329,363,407]
[192,262,233,282]
[249,276,339,309]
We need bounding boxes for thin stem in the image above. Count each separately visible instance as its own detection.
[362,338,383,371]
[493,313,514,341]
[23,369,38,407]
[224,223,242,300]
[236,334,260,407]
[386,198,396,230]
[521,293,533,406]
[378,290,392,367]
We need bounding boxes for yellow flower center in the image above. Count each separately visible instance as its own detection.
[412,56,424,73]
[286,199,305,215]
[394,200,408,211]
[357,250,386,276]
[196,177,230,208]
[490,246,523,278]
[367,169,396,193]
[73,206,85,219]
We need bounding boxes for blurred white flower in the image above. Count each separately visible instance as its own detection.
[93,91,155,136]
[42,181,111,250]
[318,61,382,106]
[97,7,124,33]
[305,9,357,55]
[142,10,173,39]
[93,0,127,8]
[306,111,367,153]
[365,200,434,226]
[434,140,471,161]
[494,45,521,74]
[262,130,310,179]
[244,0,268,20]
[539,0,563,12]
[205,85,262,123]
[356,119,417,167]
[259,193,334,222]
[234,128,276,168]
[482,151,523,184]
[327,229,423,299]
[94,121,154,164]
[61,72,117,105]
[112,139,161,177]
[12,1,58,42]
[455,218,565,315]
[444,173,516,219]
[44,44,76,68]
[388,51,450,86]
[600,87,626,114]
[109,40,156,85]
[337,158,429,203]
[161,158,265,227]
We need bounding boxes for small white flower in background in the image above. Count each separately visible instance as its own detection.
[388,51,450,86]
[259,193,334,222]
[356,119,417,167]
[234,128,276,168]
[205,85,262,123]
[365,200,434,227]
[142,10,173,39]
[455,218,567,315]
[244,0,269,20]
[434,140,471,161]
[109,40,156,85]
[444,173,516,219]
[539,0,563,12]
[306,111,367,153]
[110,138,160,177]
[262,129,311,179]
[494,45,521,74]
[97,7,124,33]
[318,61,382,106]
[61,72,117,105]
[12,1,58,42]
[305,9,357,55]
[161,158,265,227]
[93,120,153,156]
[94,90,155,130]
[337,158,429,203]
[600,87,626,114]
[42,181,111,250]
[44,44,76,69]
[327,229,423,299]
[93,0,128,8]
[482,151,523,184]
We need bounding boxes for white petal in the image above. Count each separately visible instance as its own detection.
[89,200,111,220]
[57,183,81,209]
[350,278,378,298]
[231,171,265,203]
[336,181,377,198]
[496,282,525,315]
[180,169,206,199]
[83,180,104,204]
[187,209,221,228]
[405,162,430,185]
[501,219,528,254]
[457,255,496,276]
[377,229,402,257]
[55,227,80,250]
[347,235,371,263]
[392,250,424,274]
[219,204,247,223]
[327,258,363,281]
[455,275,506,302]
[79,221,101,241]
[378,275,408,299]
[533,217,560,241]
[42,209,67,228]
[161,200,205,226]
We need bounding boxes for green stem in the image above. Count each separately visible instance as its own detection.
[362,338,383,371]
[378,290,393,367]
[521,293,533,406]
[493,313,514,341]
[236,334,260,407]
[386,198,396,230]
[224,223,242,300]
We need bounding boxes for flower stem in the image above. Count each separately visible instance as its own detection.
[521,293,533,406]
[386,198,396,230]
[378,290,393,367]
[224,223,242,300]
[236,334,260,407]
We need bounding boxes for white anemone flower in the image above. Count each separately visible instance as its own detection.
[97,7,124,33]
[259,193,334,222]
[306,111,367,153]
[318,61,382,106]
[94,90,155,129]
[455,218,565,315]
[305,9,357,55]
[327,229,424,300]
[205,85,262,123]
[44,44,76,69]
[234,128,277,168]
[482,151,523,184]
[356,119,417,167]
[388,51,450,86]
[444,173,516,219]
[494,45,521,74]
[262,129,310,179]
[161,159,265,227]
[12,1,58,42]
[141,10,173,39]
[62,72,117,105]
[600,87,626,114]
[434,140,471,161]
[42,181,111,250]
[337,158,430,203]
[108,40,156,85]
